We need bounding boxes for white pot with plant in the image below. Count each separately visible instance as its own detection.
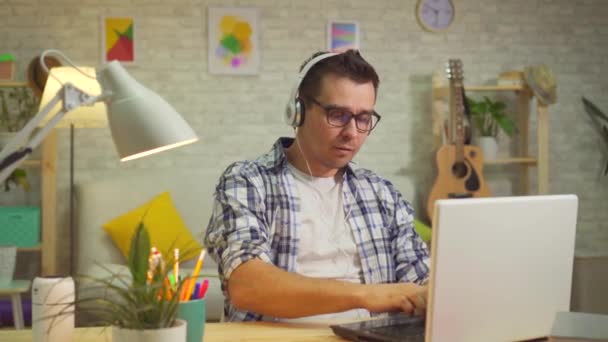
[466,96,516,160]
[47,224,191,342]
[0,86,38,193]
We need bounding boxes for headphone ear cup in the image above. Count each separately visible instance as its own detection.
[286,52,338,128]
[285,98,299,127]
[294,98,305,127]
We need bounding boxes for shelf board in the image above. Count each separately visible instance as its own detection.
[465,85,525,91]
[433,84,528,99]
[0,81,28,88]
[17,245,41,252]
[22,160,41,167]
[485,157,538,165]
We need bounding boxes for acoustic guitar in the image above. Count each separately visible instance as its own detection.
[426,59,491,223]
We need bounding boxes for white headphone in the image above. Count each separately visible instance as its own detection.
[284,52,339,128]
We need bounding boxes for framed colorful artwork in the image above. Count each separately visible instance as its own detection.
[208,7,260,75]
[327,20,360,52]
[101,16,136,64]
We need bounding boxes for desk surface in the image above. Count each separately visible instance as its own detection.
[0,322,347,341]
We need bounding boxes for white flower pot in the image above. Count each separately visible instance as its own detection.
[112,319,187,342]
[478,136,498,161]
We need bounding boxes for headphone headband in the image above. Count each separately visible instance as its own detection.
[284,52,339,127]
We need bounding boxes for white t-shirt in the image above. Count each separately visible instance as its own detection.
[282,164,370,322]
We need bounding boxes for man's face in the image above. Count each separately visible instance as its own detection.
[297,74,376,176]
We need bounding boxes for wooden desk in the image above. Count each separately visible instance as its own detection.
[0,322,347,341]
[0,280,31,330]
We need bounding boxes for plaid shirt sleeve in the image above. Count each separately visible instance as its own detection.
[203,162,274,290]
[386,181,431,284]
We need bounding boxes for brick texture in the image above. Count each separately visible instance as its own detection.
[1,0,607,273]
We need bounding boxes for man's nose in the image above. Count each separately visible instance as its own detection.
[340,117,358,137]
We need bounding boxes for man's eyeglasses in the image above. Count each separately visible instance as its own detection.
[307,97,381,133]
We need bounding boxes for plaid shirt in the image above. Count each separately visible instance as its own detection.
[204,138,430,322]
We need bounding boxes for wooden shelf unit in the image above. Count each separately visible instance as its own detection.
[0,82,57,276]
[0,81,28,88]
[485,157,538,165]
[17,244,42,252]
[21,160,41,167]
[431,72,549,195]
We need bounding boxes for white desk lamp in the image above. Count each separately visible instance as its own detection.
[12,49,198,342]
[0,49,198,184]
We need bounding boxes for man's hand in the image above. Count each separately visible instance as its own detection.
[359,283,428,316]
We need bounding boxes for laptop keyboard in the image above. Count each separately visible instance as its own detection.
[331,314,425,342]
[367,323,425,341]
[367,315,425,340]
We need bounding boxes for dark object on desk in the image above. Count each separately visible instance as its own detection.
[581,97,608,176]
[549,311,608,341]
[330,314,425,342]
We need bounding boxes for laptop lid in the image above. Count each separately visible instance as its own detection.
[426,195,578,342]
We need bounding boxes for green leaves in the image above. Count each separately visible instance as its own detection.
[467,96,516,138]
[44,221,193,330]
[2,168,30,192]
[128,223,150,287]
[0,87,38,132]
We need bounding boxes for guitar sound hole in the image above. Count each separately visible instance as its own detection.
[452,162,468,178]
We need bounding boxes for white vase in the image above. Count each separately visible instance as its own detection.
[112,319,187,342]
[478,136,498,161]
[32,277,75,342]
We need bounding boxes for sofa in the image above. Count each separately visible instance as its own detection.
[74,168,225,323]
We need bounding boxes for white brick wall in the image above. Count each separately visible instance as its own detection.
[1,0,607,272]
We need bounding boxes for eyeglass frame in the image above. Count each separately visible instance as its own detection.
[305,97,382,133]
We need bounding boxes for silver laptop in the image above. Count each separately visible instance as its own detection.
[331,194,578,342]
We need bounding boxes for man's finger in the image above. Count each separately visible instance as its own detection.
[414,306,426,317]
[401,296,415,314]
[408,293,427,310]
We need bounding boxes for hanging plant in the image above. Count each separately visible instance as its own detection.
[0,86,39,191]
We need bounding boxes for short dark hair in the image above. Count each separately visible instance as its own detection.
[297,49,380,102]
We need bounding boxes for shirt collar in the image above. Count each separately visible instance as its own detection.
[270,137,359,177]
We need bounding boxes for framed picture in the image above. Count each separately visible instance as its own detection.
[327,20,360,52]
[101,16,136,64]
[208,7,260,75]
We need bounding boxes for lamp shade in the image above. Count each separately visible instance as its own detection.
[38,66,108,128]
[96,61,198,161]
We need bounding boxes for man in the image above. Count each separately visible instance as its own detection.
[204,50,430,322]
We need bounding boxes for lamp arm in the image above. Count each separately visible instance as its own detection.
[0,83,104,184]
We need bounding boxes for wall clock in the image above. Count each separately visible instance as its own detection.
[416,0,455,32]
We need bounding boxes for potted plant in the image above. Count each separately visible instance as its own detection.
[466,96,516,160]
[0,86,39,192]
[48,223,191,342]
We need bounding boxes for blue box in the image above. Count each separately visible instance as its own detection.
[0,207,40,247]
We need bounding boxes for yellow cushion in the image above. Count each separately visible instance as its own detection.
[103,192,202,262]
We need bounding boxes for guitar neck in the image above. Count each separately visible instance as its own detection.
[450,79,465,162]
